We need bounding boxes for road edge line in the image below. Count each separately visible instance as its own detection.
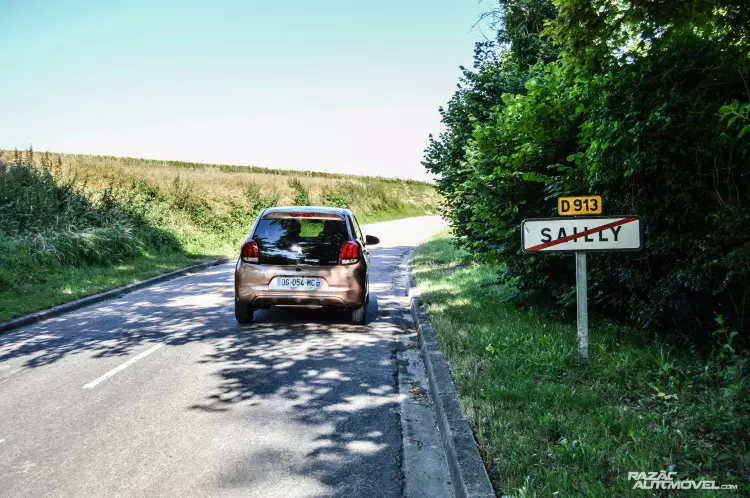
[0,257,233,334]
[408,261,496,498]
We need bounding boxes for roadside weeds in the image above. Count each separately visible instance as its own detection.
[0,258,231,334]
[412,230,748,497]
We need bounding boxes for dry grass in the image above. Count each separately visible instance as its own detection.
[0,150,438,214]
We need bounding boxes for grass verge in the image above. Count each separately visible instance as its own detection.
[412,230,748,497]
[0,253,205,322]
[0,251,208,322]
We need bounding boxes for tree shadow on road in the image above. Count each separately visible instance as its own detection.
[0,245,416,496]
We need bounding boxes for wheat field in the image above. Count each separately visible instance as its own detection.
[0,150,438,217]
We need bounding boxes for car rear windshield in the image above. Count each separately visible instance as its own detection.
[252,217,350,266]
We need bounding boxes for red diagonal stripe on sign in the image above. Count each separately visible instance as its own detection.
[526,217,638,251]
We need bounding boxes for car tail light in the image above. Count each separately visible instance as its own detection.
[339,241,359,265]
[290,212,315,217]
[241,240,259,263]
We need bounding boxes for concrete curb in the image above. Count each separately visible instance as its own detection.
[408,271,496,498]
[0,257,233,334]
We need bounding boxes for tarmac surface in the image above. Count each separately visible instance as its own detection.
[0,216,447,497]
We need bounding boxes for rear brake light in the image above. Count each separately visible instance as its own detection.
[339,241,359,265]
[290,212,315,217]
[241,240,259,263]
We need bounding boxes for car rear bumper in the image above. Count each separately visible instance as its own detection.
[234,260,366,308]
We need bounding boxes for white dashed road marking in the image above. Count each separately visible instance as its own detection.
[82,341,169,389]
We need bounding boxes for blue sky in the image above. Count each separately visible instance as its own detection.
[1,0,494,180]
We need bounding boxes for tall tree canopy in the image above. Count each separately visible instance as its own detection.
[424,0,750,341]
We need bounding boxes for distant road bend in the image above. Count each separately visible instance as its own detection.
[0,216,446,497]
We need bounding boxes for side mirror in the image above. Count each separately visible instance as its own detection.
[365,234,380,246]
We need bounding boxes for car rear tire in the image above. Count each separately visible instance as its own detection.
[351,303,366,325]
[235,301,254,324]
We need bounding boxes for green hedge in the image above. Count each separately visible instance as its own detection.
[424,0,750,340]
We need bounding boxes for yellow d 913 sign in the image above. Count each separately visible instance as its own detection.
[558,196,602,215]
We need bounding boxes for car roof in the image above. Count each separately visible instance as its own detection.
[262,206,352,216]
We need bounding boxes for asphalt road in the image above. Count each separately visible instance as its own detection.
[0,216,446,497]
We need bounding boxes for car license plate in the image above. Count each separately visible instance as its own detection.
[272,277,321,290]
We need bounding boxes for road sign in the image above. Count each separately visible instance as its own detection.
[522,216,641,253]
[521,214,643,363]
[558,196,602,215]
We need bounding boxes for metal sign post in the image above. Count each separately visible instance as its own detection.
[575,252,588,362]
[521,213,643,363]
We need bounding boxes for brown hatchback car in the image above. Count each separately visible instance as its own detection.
[234,206,379,324]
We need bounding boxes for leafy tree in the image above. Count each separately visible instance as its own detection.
[483,0,559,67]
[426,0,750,339]
[423,0,558,247]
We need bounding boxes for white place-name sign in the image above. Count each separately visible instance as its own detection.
[522,216,642,253]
